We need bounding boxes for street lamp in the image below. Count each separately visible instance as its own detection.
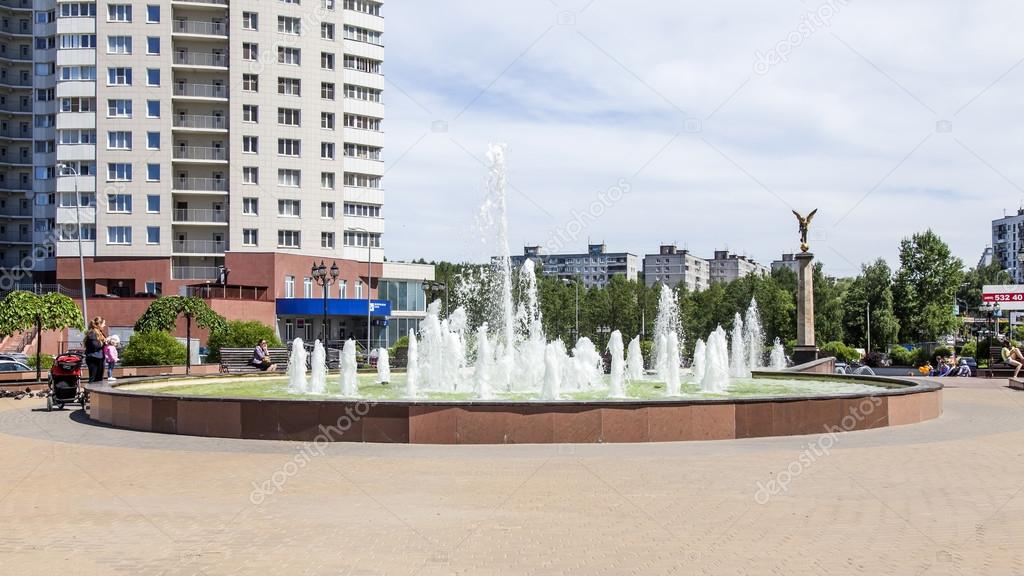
[56,163,88,329]
[311,260,339,342]
[422,280,448,316]
[562,277,579,341]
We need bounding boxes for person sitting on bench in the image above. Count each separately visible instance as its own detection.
[1001,344,1023,379]
[252,340,277,372]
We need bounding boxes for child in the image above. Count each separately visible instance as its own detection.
[104,334,120,381]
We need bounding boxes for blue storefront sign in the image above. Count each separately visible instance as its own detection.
[275,298,392,317]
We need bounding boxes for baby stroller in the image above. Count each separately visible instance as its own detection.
[47,352,87,411]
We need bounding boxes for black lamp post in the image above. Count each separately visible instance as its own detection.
[422,280,449,316]
[312,260,340,342]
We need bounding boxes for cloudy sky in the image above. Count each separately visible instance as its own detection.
[379,0,1024,276]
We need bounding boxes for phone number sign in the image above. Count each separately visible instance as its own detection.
[983,285,1024,310]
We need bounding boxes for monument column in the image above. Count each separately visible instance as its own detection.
[793,252,819,364]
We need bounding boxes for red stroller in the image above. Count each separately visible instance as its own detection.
[47,352,87,411]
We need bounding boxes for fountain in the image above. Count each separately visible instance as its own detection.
[626,336,645,381]
[339,339,358,397]
[770,338,788,370]
[745,299,765,372]
[607,330,627,398]
[665,331,682,396]
[377,347,391,385]
[474,324,494,399]
[286,338,308,394]
[652,285,681,381]
[310,340,327,395]
[406,329,420,397]
[541,341,563,400]
[702,326,731,393]
[731,313,750,379]
[692,338,707,384]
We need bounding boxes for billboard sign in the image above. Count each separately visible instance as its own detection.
[982,285,1024,311]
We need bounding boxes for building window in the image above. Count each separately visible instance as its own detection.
[344,114,381,131]
[321,172,335,190]
[107,194,132,213]
[107,226,132,245]
[355,280,363,299]
[242,11,257,30]
[344,173,380,188]
[242,228,258,246]
[146,68,160,86]
[146,195,159,213]
[321,52,335,70]
[343,230,381,247]
[344,1,382,17]
[278,16,301,35]
[146,37,159,55]
[243,167,259,184]
[278,169,300,187]
[242,104,258,123]
[321,22,335,40]
[107,67,132,85]
[60,3,97,17]
[277,138,301,157]
[320,142,334,160]
[107,163,132,181]
[242,42,258,60]
[345,84,382,102]
[278,230,300,248]
[303,277,313,298]
[145,281,162,295]
[146,226,160,244]
[278,199,301,217]
[277,46,301,65]
[146,131,160,149]
[338,280,347,298]
[146,100,159,118]
[321,112,335,130]
[242,74,259,92]
[146,163,160,181]
[344,25,383,46]
[243,136,258,154]
[146,5,159,23]
[321,232,335,249]
[107,99,132,117]
[344,143,381,160]
[344,55,382,74]
[278,77,301,96]
[242,197,258,215]
[344,203,381,218]
[277,108,300,126]
[320,82,335,100]
[107,4,132,22]
[321,202,335,219]
[106,35,131,53]
[284,275,295,298]
[107,131,132,150]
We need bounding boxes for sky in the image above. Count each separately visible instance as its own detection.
[378,0,1024,276]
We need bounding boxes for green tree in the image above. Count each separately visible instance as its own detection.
[893,230,965,342]
[122,331,187,366]
[962,261,1012,311]
[135,296,226,372]
[0,291,84,380]
[842,259,901,351]
[813,263,846,344]
[206,320,281,363]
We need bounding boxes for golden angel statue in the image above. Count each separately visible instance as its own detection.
[792,209,817,253]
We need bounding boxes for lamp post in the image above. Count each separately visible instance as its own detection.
[311,260,339,342]
[422,280,448,316]
[562,277,579,342]
[866,301,871,355]
[56,163,88,329]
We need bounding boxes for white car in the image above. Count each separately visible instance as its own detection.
[0,360,31,372]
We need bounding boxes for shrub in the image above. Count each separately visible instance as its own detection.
[26,354,54,370]
[888,346,914,366]
[122,331,187,366]
[959,341,977,359]
[931,346,953,364]
[862,351,886,368]
[206,320,281,363]
[640,340,654,368]
[819,341,861,363]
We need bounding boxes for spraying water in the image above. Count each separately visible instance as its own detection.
[339,339,358,396]
[310,340,327,395]
[745,299,765,372]
[542,341,563,400]
[287,338,308,394]
[474,324,494,399]
[626,336,645,381]
[770,338,788,370]
[702,326,731,393]
[665,331,682,396]
[567,337,603,391]
[730,313,750,379]
[376,347,391,384]
[652,285,681,381]
[607,330,627,398]
[692,338,707,384]
[406,329,420,397]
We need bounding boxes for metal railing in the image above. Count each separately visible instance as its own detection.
[172,266,222,280]
[0,103,32,113]
[0,129,32,139]
[0,233,33,243]
[173,114,227,130]
[0,183,32,192]
[173,177,228,192]
[173,0,228,5]
[173,83,228,99]
[172,19,228,36]
[173,146,227,161]
[173,208,227,223]
[0,52,31,62]
[0,77,31,87]
[173,239,227,254]
[0,207,32,218]
[0,0,32,10]
[173,51,228,67]
[0,25,32,35]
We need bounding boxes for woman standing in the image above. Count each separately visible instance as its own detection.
[83,317,107,383]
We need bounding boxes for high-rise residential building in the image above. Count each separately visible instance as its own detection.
[642,244,709,292]
[0,0,395,347]
[708,250,769,284]
[992,209,1024,282]
[510,244,639,289]
[771,253,799,275]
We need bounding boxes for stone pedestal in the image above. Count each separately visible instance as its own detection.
[793,252,818,365]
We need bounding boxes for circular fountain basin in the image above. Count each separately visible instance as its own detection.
[86,370,942,444]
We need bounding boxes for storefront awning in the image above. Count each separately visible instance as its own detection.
[276,298,391,317]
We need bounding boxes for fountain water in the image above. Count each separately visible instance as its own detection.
[745,299,765,372]
[770,338,788,370]
[377,347,391,385]
[542,341,564,400]
[652,285,681,381]
[310,340,327,395]
[665,331,682,396]
[339,339,358,397]
[731,313,750,379]
[607,330,627,398]
[626,336,645,381]
[702,327,731,393]
[567,337,603,391]
[474,324,494,399]
[692,338,707,384]
[287,338,309,394]
[406,329,420,397]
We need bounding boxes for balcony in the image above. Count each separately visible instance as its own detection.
[172,177,228,194]
[173,82,228,100]
[172,51,228,69]
[173,114,227,131]
[0,232,32,244]
[173,208,228,224]
[0,25,31,37]
[172,266,223,280]
[0,128,31,140]
[0,0,32,10]
[172,19,228,37]
[173,239,226,254]
[173,145,227,162]
[172,0,228,6]
[0,206,31,219]
[0,102,32,114]
[0,52,31,63]
[0,76,30,87]
[0,182,31,192]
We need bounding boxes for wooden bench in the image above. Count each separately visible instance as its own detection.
[984,346,1021,378]
[219,348,288,374]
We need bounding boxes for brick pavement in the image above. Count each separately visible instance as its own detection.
[1,378,1023,575]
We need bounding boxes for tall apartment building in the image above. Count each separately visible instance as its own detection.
[992,209,1024,282]
[642,244,709,292]
[708,250,769,284]
[770,253,798,275]
[1,0,393,346]
[510,244,639,289]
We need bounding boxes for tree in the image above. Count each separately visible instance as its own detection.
[134,296,226,373]
[962,261,1012,311]
[813,263,846,344]
[206,320,281,363]
[842,259,901,351]
[0,291,84,381]
[893,230,965,342]
[122,331,187,366]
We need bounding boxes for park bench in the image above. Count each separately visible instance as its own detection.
[982,346,1019,379]
[219,348,288,374]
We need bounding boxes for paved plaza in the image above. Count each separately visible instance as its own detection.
[1,378,1022,575]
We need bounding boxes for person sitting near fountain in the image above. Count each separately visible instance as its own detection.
[1001,343,1023,379]
[954,358,972,377]
[934,357,953,377]
[251,340,277,372]
[917,362,932,377]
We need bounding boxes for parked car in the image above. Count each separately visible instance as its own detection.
[0,353,28,364]
[0,360,31,372]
